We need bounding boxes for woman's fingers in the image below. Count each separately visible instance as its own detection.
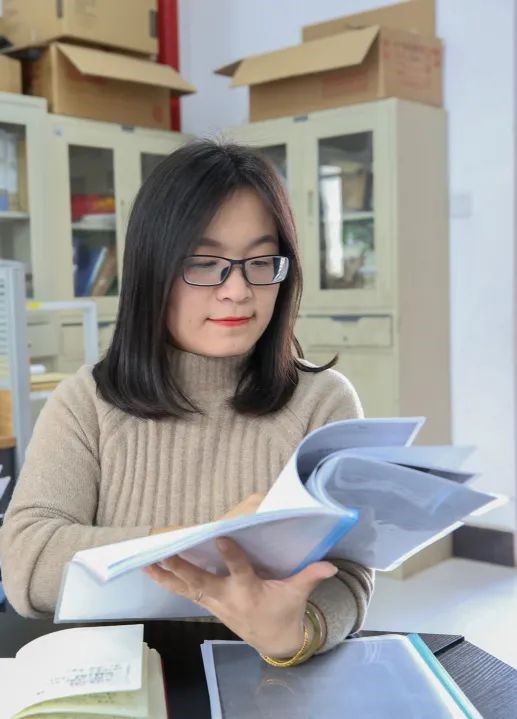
[144,555,223,604]
[159,555,212,590]
[216,537,255,583]
[143,564,191,598]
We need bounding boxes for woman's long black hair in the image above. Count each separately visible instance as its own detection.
[93,139,334,419]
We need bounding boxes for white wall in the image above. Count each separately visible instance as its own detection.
[179,0,516,515]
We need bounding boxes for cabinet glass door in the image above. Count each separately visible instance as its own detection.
[223,120,307,298]
[303,107,391,311]
[69,145,118,299]
[319,132,374,291]
[0,123,32,295]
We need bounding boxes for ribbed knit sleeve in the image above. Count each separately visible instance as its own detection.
[0,368,151,617]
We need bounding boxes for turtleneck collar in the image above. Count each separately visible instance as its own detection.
[168,347,250,405]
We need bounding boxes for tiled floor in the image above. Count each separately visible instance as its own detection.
[364,558,517,669]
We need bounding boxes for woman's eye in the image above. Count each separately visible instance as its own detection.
[189,260,218,269]
[250,259,271,267]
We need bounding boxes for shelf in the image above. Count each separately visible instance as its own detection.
[0,211,30,222]
[72,219,116,232]
[342,211,374,222]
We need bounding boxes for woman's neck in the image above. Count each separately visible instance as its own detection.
[168,347,249,404]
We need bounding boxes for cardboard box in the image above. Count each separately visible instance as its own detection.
[0,0,158,56]
[0,53,21,93]
[302,0,436,42]
[24,43,196,130]
[217,24,443,122]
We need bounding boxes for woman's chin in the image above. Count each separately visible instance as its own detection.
[196,335,255,358]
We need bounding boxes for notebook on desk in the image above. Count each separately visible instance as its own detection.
[201,634,482,719]
[0,624,167,719]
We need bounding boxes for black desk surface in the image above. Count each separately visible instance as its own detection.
[1,604,517,718]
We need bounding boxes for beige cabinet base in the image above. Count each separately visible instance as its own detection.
[303,347,397,418]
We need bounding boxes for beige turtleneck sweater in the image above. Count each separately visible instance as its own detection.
[0,352,374,653]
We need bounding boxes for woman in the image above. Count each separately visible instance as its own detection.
[0,140,373,666]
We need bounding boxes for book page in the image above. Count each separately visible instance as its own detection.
[258,418,425,513]
[343,445,475,471]
[257,453,322,513]
[147,648,167,719]
[55,510,354,622]
[15,645,149,718]
[73,523,214,582]
[7,626,144,716]
[295,418,425,481]
[71,508,341,583]
[314,455,501,569]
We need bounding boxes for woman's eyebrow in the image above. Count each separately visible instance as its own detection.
[197,234,278,250]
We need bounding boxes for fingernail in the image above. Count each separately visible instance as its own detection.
[217,538,229,551]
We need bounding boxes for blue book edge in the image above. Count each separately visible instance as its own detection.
[407,633,481,718]
[291,510,359,575]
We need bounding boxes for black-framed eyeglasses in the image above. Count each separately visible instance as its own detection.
[182,255,290,287]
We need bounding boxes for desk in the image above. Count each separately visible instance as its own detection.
[1,604,517,718]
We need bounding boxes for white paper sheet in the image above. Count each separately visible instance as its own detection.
[310,454,502,570]
[295,417,425,481]
[259,417,424,513]
[343,444,475,471]
[55,509,352,622]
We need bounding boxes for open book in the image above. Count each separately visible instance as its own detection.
[201,634,482,718]
[55,417,502,622]
[0,624,167,719]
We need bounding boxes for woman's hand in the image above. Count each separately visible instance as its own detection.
[143,537,336,658]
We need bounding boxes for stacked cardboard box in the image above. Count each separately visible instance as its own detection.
[0,54,21,94]
[217,0,442,122]
[0,0,196,130]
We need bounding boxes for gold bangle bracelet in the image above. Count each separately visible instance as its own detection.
[260,620,310,668]
[306,600,327,651]
[260,606,322,668]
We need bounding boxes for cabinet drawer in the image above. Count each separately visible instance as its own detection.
[27,321,59,358]
[304,347,397,417]
[60,323,83,359]
[297,315,392,348]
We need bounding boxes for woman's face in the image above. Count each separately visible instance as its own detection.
[167,187,281,357]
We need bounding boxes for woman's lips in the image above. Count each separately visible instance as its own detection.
[208,317,252,327]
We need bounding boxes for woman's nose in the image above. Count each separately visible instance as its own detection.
[216,264,252,301]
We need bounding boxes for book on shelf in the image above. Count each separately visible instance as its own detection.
[73,242,107,297]
[0,624,167,719]
[55,417,503,623]
[91,245,117,297]
[201,633,482,718]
